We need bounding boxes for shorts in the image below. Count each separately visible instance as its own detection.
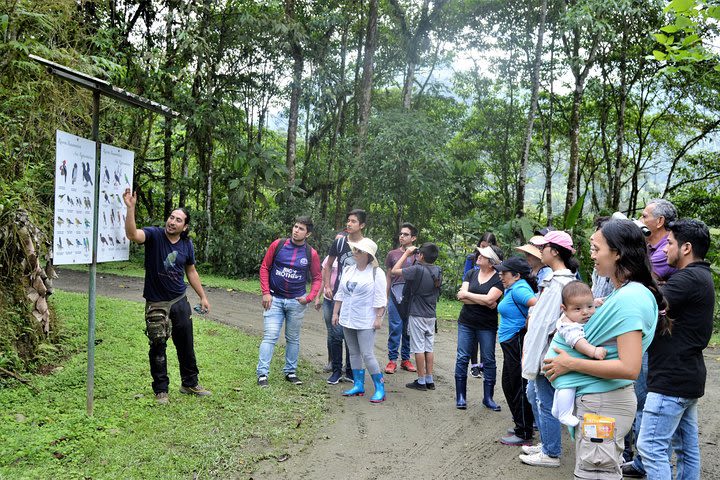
[408,315,435,354]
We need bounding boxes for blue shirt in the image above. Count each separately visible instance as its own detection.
[497,279,535,342]
[547,281,658,395]
[142,227,194,302]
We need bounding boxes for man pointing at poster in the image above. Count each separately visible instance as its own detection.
[123,188,211,404]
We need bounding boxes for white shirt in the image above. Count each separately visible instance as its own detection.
[335,264,387,330]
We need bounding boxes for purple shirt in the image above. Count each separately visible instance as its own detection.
[385,247,415,287]
[648,234,677,282]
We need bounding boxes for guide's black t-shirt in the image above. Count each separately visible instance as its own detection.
[141,226,194,302]
[647,261,715,399]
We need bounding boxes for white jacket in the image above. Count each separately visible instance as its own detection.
[521,269,577,380]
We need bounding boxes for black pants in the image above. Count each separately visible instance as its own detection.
[149,297,199,393]
[500,331,534,439]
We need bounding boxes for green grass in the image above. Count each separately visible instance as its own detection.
[63,261,464,320]
[0,291,327,479]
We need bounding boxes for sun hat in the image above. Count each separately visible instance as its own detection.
[528,235,546,247]
[494,256,532,277]
[514,243,542,260]
[348,238,379,267]
[543,230,576,254]
[476,245,501,265]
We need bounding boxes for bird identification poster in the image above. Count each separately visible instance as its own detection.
[53,130,96,265]
[97,143,134,263]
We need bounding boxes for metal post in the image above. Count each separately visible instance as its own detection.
[87,90,101,416]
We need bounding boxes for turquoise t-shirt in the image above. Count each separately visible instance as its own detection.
[497,279,535,343]
[546,281,658,395]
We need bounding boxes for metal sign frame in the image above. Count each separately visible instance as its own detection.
[30,54,180,416]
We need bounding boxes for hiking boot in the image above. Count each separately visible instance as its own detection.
[470,365,482,378]
[519,451,560,468]
[155,392,169,405]
[385,360,397,374]
[521,443,543,455]
[179,384,212,396]
[257,375,269,388]
[285,373,303,385]
[327,371,342,385]
[406,379,428,391]
[500,434,533,446]
[621,462,646,478]
[400,360,416,372]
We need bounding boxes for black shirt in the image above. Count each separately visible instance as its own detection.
[647,261,715,399]
[458,269,504,330]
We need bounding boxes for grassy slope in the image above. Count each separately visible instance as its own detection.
[0,291,326,479]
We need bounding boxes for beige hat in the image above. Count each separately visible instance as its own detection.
[528,235,547,246]
[476,245,501,265]
[348,238,379,267]
[515,243,542,260]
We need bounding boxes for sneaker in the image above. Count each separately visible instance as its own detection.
[285,373,303,385]
[385,360,397,374]
[340,375,354,383]
[406,379,427,391]
[521,443,543,455]
[426,382,435,390]
[179,384,212,396]
[470,365,482,378]
[257,375,269,388]
[155,392,169,404]
[400,360,417,372]
[620,462,646,478]
[327,371,342,385]
[323,362,332,373]
[500,434,533,446]
[519,451,560,468]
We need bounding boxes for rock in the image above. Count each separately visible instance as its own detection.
[15,414,26,423]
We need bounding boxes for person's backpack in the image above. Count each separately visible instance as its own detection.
[271,238,313,275]
[398,264,442,320]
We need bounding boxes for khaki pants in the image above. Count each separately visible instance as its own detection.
[574,385,636,479]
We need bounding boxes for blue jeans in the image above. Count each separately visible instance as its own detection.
[526,380,541,434]
[387,298,410,362]
[256,296,307,377]
[322,298,350,375]
[631,351,650,472]
[637,393,700,480]
[454,323,497,382]
[534,374,562,458]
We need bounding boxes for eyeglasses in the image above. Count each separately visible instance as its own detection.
[533,243,548,250]
[399,232,411,237]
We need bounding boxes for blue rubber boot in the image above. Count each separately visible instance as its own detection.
[482,380,501,411]
[369,372,385,403]
[342,369,365,396]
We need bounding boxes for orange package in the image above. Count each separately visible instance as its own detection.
[581,413,615,440]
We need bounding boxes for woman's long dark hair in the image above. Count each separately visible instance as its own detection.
[601,219,670,334]
[548,242,579,273]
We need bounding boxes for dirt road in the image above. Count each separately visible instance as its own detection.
[56,269,720,479]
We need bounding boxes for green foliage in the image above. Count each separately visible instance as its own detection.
[0,291,326,478]
[654,0,720,72]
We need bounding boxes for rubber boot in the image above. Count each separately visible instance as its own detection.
[342,369,365,396]
[369,373,386,403]
[482,380,501,411]
[455,376,467,410]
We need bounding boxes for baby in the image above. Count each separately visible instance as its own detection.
[551,280,607,427]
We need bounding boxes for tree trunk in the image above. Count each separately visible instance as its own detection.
[285,0,303,188]
[355,0,378,156]
[543,30,557,226]
[163,117,172,217]
[516,0,547,218]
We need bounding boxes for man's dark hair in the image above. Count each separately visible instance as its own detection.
[478,231,497,247]
[419,242,439,264]
[593,215,610,231]
[347,208,367,225]
[400,222,418,237]
[295,215,314,233]
[668,219,710,260]
[561,280,593,305]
